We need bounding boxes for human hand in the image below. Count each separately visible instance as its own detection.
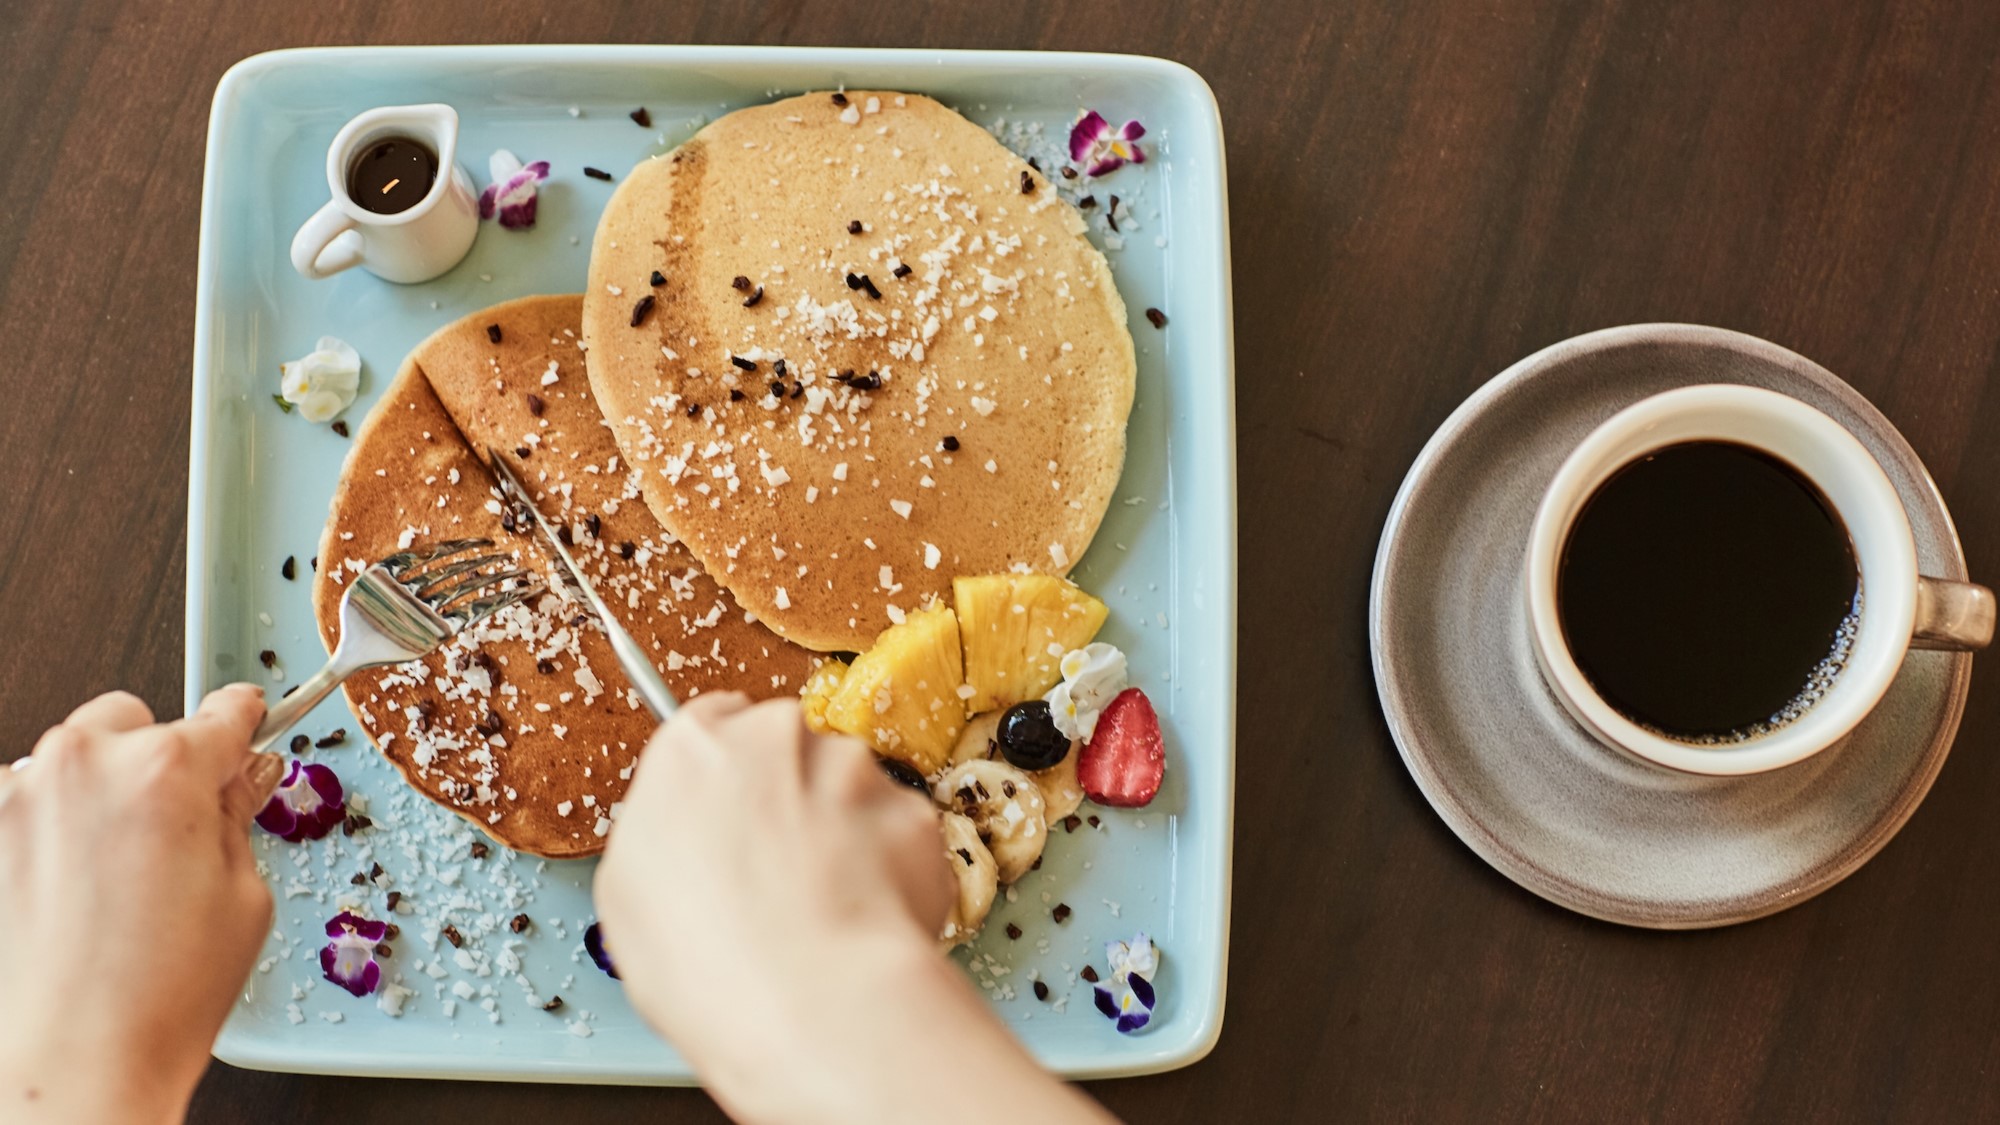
[0,685,283,1125]
[594,694,951,1059]
[595,693,1116,1125]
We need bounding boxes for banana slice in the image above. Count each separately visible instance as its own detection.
[952,710,1082,820]
[933,759,1048,884]
[939,810,997,947]
[950,711,1002,765]
[1033,745,1085,821]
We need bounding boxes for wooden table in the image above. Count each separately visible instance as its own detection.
[6,1,2000,1120]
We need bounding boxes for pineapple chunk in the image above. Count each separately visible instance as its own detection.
[823,605,967,773]
[954,575,1109,712]
[800,659,849,733]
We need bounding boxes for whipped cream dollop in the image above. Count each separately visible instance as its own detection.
[1044,642,1128,741]
[280,336,360,423]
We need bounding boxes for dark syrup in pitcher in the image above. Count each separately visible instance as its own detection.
[347,136,438,215]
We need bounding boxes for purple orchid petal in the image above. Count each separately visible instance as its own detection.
[584,922,620,980]
[484,162,550,230]
[1070,110,1147,178]
[497,196,539,230]
[1069,110,1110,163]
[1129,973,1156,1010]
[1093,986,1119,1019]
[493,174,535,202]
[304,763,343,805]
[255,760,345,843]
[319,912,386,997]
[320,940,381,997]
[1115,1011,1150,1034]
[253,800,299,839]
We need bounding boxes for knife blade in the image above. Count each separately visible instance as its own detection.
[486,449,678,720]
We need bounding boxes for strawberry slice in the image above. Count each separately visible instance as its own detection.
[1077,687,1165,808]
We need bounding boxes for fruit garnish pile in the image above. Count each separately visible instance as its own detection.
[801,574,1166,946]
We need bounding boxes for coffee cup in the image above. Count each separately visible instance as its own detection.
[1526,384,1993,776]
[289,104,478,284]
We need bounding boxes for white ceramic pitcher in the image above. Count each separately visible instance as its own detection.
[290,104,478,284]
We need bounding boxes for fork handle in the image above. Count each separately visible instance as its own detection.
[251,659,351,755]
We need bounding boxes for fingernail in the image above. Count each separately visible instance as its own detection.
[246,752,286,799]
[229,682,265,696]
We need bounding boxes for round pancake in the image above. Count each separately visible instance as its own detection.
[582,90,1136,652]
[315,296,816,858]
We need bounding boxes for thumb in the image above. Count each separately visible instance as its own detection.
[218,752,286,869]
[176,683,269,789]
[222,752,287,827]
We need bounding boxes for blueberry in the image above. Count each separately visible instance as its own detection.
[998,701,1070,771]
[877,756,930,793]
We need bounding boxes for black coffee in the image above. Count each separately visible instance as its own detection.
[347,137,437,215]
[1556,441,1859,741]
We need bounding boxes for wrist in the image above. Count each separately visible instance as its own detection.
[696,928,954,1124]
[1,1021,201,1125]
[0,1052,191,1125]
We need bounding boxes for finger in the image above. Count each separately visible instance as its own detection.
[63,690,155,734]
[635,690,753,768]
[722,699,813,787]
[804,730,884,799]
[29,722,91,769]
[170,683,268,787]
[675,689,754,728]
[921,829,958,929]
[220,752,286,826]
[218,756,283,869]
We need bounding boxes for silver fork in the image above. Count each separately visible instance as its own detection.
[249,539,543,755]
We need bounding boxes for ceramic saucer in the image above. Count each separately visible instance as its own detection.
[1369,324,1973,928]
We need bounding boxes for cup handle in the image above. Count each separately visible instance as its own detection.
[290,201,362,279]
[1911,577,1996,651]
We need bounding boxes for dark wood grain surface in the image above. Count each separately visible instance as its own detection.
[5,1,2000,1121]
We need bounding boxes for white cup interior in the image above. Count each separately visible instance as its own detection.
[1526,385,1918,775]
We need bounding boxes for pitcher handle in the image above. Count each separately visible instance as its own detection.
[1911,577,1996,651]
[290,200,362,279]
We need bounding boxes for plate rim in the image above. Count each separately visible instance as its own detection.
[1367,322,1972,929]
[189,43,1237,1082]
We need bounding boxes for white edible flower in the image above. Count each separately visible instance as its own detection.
[279,335,361,423]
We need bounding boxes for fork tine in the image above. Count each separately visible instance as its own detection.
[426,569,535,611]
[402,553,511,594]
[446,584,546,628]
[377,538,494,578]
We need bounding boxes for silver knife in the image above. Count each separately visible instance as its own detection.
[486,449,678,720]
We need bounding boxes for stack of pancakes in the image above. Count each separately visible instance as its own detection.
[318,92,1134,858]
[318,297,818,858]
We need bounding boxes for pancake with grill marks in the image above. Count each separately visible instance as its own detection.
[582,91,1136,652]
[315,296,816,858]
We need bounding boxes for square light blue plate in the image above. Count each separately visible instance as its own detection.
[189,44,1235,1085]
